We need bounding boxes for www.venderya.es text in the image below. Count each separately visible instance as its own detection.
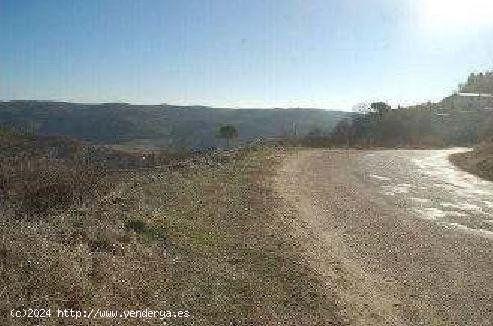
[10,308,190,321]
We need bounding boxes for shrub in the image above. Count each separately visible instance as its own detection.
[125,218,146,233]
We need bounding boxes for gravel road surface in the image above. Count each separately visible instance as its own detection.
[275,149,492,325]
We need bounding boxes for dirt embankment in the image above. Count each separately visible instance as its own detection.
[450,142,493,181]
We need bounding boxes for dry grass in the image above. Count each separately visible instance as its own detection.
[0,132,111,217]
[1,158,109,216]
[0,132,166,325]
[1,133,339,325]
[160,148,341,325]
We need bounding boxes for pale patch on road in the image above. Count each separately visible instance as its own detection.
[364,148,493,238]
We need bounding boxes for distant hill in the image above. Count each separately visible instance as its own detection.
[0,101,350,150]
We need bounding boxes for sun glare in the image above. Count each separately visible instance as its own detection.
[419,0,493,31]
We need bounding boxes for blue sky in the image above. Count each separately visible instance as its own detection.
[1,0,493,110]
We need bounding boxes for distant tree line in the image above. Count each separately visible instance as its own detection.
[324,71,493,148]
[328,101,493,148]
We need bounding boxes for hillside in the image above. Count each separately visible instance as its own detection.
[329,102,492,148]
[0,101,349,150]
[327,71,493,148]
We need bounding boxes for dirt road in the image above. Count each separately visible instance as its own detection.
[274,149,492,326]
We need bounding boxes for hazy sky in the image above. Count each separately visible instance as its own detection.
[1,0,493,109]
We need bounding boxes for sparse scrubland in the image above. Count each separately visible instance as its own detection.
[328,102,492,148]
[1,131,341,325]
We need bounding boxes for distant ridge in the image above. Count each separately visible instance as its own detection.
[0,101,350,149]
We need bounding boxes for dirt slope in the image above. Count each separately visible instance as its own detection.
[450,143,493,181]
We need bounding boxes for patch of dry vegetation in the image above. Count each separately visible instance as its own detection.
[0,131,113,217]
[1,131,340,325]
[450,142,493,181]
